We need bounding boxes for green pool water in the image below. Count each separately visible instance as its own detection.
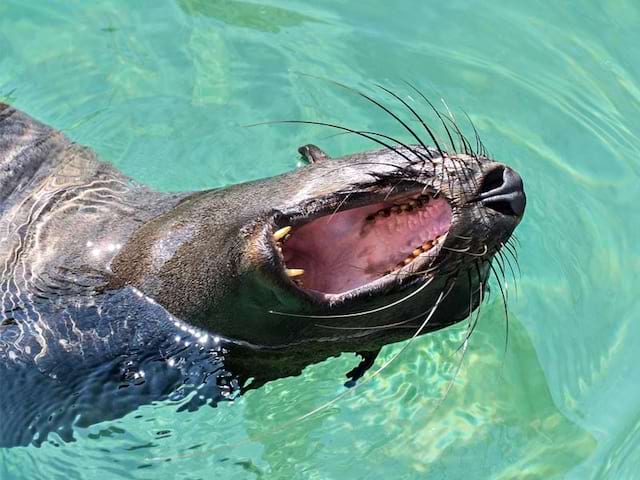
[1,1,638,478]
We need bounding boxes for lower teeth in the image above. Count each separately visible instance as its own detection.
[392,235,443,272]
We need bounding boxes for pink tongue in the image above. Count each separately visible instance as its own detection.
[282,198,451,294]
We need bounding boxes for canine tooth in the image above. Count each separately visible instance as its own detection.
[412,248,422,257]
[422,241,433,250]
[403,258,412,265]
[273,226,292,241]
[286,268,305,277]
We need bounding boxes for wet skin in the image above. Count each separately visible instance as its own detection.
[0,103,525,446]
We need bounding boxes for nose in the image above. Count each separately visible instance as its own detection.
[478,165,526,217]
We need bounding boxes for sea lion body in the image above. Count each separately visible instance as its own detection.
[0,102,525,446]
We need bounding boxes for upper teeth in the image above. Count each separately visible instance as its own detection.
[285,268,305,277]
[366,194,432,222]
[273,226,292,241]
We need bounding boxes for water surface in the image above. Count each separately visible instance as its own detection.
[1,0,638,478]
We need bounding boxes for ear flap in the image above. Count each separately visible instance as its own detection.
[298,144,330,164]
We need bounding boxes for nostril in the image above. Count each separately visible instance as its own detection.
[479,165,506,195]
[479,165,526,217]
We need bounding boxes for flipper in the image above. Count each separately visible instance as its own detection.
[344,348,381,388]
[298,144,330,163]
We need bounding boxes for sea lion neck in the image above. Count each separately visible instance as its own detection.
[108,170,332,335]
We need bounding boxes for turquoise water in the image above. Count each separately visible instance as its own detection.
[1,0,638,478]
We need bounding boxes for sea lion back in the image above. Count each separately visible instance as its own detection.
[0,103,70,210]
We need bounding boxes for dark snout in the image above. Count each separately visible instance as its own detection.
[478,165,526,217]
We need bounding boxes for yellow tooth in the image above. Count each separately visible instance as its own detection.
[412,248,422,257]
[403,258,412,265]
[422,241,433,250]
[273,226,292,241]
[286,268,305,277]
[409,200,418,208]
[391,206,400,213]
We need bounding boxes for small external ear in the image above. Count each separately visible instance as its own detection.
[344,348,381,388]
[298,144,330,164]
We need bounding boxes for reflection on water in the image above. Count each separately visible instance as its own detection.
[177,0,319,32]
[1,0,639,478]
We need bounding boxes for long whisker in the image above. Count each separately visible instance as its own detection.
[502,241,521,278]
[440,99,473,156]
[463,110,487,158]
[430,270,485,415]
[458,261,488,349]
[489,263,510,357]
[269,276,435,319]
[402,80,457,154]
[498,248,518,297]
[314,308,434,331]
[246,120,420,165]
[293,287,451,423]
[297,76,436,163]
[375,84,445,159]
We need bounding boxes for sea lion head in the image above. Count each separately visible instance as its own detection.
[112,139,525,351]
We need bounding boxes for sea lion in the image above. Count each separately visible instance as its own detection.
[0,100,525,446]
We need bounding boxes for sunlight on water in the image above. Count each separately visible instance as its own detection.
[1,0,639,478]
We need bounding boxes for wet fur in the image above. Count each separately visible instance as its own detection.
[0,90,520,446]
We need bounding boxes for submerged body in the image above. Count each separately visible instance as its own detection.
[0,102,525,446]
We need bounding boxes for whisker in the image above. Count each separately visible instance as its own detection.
[293,286,452,423]
[299,77,436,164]
[402,80,457,154]
[442,244,488,257]
[326,193,352,224]
[440,99,473,156]
[503,241,522,278]
[463,110,486,159]
[245,120,420,166]
[375,84,445,159]
[315,308,435,331]
[498,247,518,297]
[489,263,510,357]
[269,276,435,319]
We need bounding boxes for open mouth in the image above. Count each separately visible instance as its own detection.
[272,192,452,297]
